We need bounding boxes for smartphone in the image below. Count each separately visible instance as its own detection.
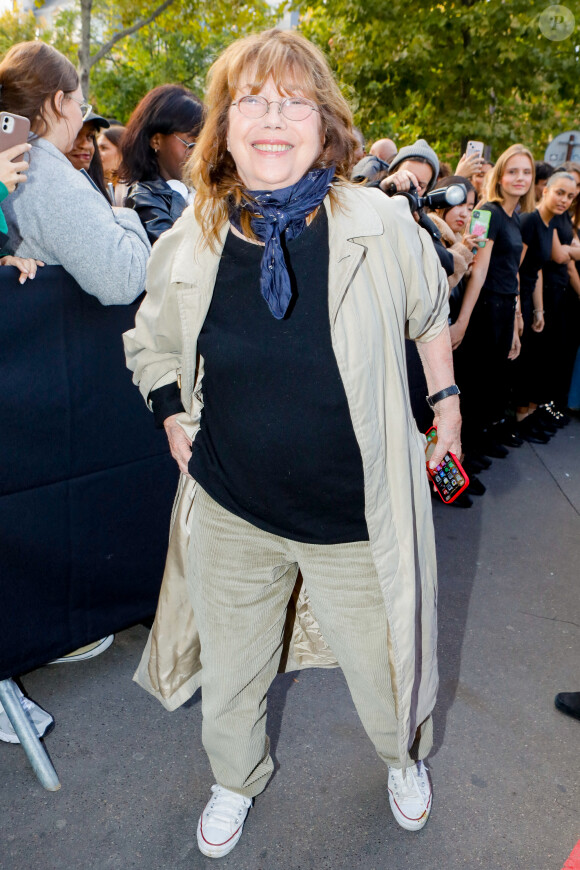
[466,140,484,159]
[469,208,492,248]
[425,426,469,504]
[0,112,30,164]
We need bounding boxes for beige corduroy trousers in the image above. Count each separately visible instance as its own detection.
[187,486,433,798]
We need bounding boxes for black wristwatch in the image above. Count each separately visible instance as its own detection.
[426,384,460,410]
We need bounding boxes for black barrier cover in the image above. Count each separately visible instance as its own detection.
[0,266,177,678]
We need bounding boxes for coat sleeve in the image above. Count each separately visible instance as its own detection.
[30,177,151,305]
[386,198,450,342]
[123,220,188,405]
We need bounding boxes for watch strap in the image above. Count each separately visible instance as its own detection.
[426,384,460,409]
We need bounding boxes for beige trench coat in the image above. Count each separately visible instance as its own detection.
[123,184,449,767]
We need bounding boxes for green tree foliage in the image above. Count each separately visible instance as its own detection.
[1,0,275,121]
[0,10,39,57]
[295,0,580,161]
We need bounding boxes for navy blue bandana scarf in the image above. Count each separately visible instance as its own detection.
[229,165,336,320]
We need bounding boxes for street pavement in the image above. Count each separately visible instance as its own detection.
[1,420,579,870]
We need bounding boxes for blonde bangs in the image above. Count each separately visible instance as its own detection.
[484,143,536,212]
[187,29,357,251]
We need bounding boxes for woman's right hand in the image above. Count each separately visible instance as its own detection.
[461,232,480,252]
[0,256,44,283]
[455,152,484,179]
[0,143,31,193]
[449,320,467,351]
[163,413,193,477]
[379,168,420,193]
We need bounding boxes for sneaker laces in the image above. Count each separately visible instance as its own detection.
[393,764,429,808]
[205,786,251,834]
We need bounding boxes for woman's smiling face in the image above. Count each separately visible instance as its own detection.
[227,76,324,191]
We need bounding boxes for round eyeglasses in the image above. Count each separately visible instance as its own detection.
[173,134,196,150]
[232,95,320,122]
[67,94,92,122]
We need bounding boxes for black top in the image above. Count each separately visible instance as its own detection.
[543,211,574,291]
[188,208,368,544]
[519,210,553,300]
[480,202,522,297]
[125,177,187,245]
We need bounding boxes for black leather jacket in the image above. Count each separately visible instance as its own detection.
[124,177,188,245]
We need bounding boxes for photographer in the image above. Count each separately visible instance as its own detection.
[379,140,455,278]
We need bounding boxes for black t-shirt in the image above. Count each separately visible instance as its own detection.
[519,210,553,300]
[543,211,574,291]
[188,208,368,545]
[479,202,522,297]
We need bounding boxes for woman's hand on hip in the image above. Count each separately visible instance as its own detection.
[448,320,466,351]
[163,414,193,477]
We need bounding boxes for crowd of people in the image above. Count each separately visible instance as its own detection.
[1,29,579,860]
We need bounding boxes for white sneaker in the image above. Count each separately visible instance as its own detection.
[197,784,252,858]
[50,635,114,663]
[388,761,432,831]
[0,682,55,744]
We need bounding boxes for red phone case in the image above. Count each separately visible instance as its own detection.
[425,426,469,504]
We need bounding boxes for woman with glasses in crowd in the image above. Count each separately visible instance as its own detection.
[120,84,204,244]
[125,28,459,859]
[0,42,149,304]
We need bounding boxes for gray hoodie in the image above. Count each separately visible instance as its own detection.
[3,138,151,305]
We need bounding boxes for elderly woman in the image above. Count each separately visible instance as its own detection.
[124,28,460,859]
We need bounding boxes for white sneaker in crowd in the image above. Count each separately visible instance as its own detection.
[388,760,432,831]
[197,783,252,858]
[50,635,114,663]
[0,681,55,744]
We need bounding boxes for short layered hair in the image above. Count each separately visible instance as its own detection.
[187,28,358,249]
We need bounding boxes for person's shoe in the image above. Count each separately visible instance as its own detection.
[516,417,550,444]
[554,692,580,722]
[50,635,114,663]
[528,410,557,435]
[388,761,432,831]
[0,682,55,744]
[477,431,510,458]
[538,402,567,428]
[493,422,523,448]
[197,784,252,858]
[467,475,486,496]
[465,452,492,472]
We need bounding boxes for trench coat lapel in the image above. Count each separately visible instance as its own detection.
[324,193,384,322]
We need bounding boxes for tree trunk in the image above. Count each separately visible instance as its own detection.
[78,0,93,98]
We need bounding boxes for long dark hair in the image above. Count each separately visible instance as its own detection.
[86,130,108,199]
[118,84,204,184]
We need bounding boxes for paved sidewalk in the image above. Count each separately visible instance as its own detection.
[1,422,579,870]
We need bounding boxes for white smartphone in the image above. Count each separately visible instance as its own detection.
[0,112,31,164]
[466,140,484,159]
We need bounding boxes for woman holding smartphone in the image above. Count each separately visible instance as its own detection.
[449,143,535,460]
[0,41,149,305]
[0,141,44,282]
